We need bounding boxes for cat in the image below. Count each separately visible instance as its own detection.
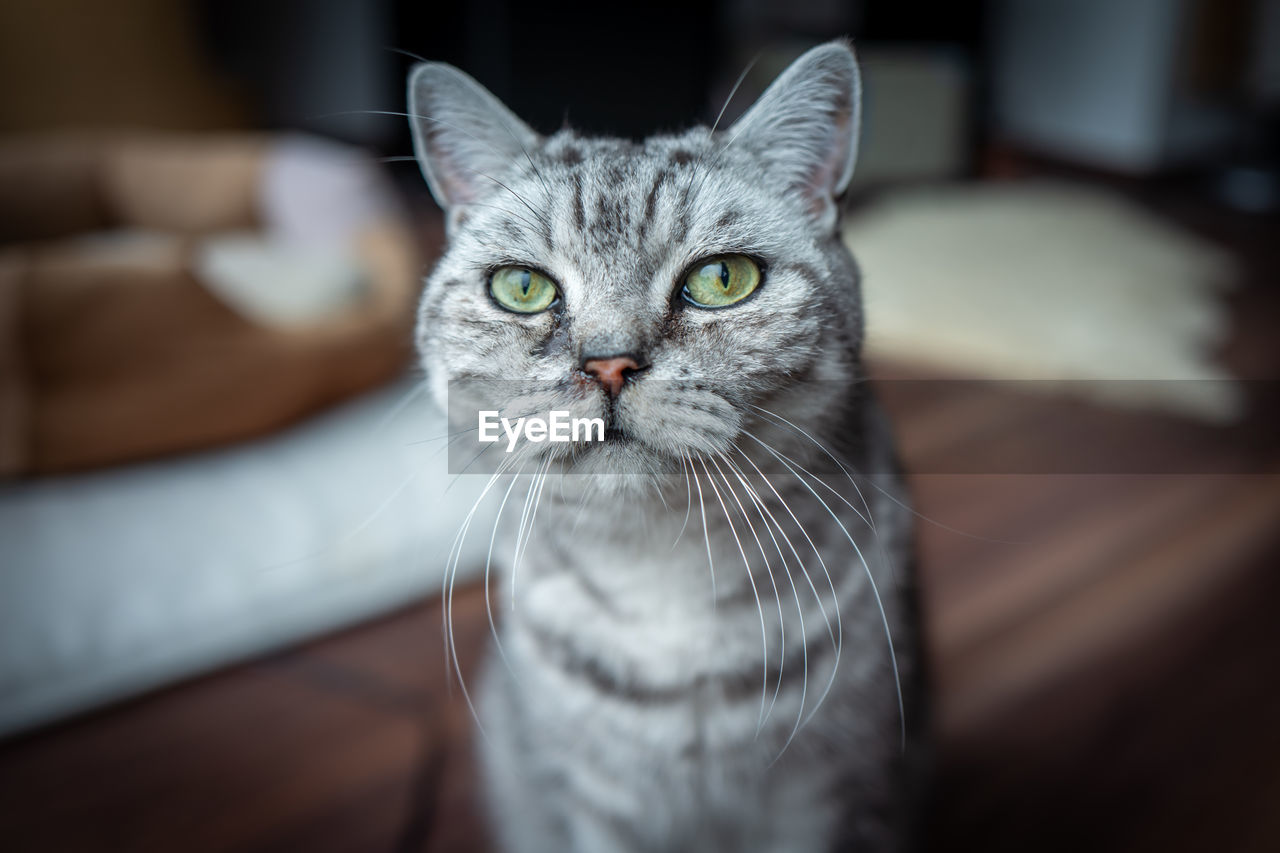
[408,40,927,853]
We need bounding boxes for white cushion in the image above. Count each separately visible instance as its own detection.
[0,379,495,736]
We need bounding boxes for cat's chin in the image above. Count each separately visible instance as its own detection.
[552,433,679,478]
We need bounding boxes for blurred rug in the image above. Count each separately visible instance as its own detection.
[844,181,1240,421]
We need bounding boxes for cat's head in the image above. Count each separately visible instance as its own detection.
[409,42,865,477]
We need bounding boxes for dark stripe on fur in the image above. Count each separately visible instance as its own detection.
[524,619,836,705]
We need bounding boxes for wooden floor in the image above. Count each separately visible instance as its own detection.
[2,187,1278,852]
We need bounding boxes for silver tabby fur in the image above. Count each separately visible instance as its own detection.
[409,41,926,853]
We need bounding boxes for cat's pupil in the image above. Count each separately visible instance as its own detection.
[520,270,532,295]
[718,262,730,290]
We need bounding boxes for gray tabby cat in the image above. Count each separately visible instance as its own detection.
[408,41,926,853]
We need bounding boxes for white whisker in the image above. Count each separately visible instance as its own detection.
[689,453,717,604]
[708,54,761,136]
[373,377,428,435]
[698,457,771,734]
[510,455,551,610]
[672,452,694,551]
[711,452,788,727]
[750,402,1020,545]
[442,456,519,742]
[746,406,902,605]
[485,462,528,681]
[720,451,822,760]
[730,447,840,655]
[258,451,433,576]
[743,431,905,750]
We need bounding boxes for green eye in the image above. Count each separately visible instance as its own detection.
[489,267,559,313]
[682,255,761,308]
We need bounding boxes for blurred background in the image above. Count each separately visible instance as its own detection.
[1,0,1278,851]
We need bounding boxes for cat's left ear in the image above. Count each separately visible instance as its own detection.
[728,41,861,231]
[407,62,540,219]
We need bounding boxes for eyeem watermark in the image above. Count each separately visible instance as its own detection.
[478,410,606,452]
[451,379,1275,473]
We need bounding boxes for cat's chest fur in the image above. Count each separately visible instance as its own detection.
[507,423,905,721]
[477,454,912,852]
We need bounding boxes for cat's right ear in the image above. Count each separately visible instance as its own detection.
[407,63,539,215]
[727,41,861,232]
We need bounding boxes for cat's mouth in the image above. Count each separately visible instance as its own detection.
[554,419,669,475]
[593,398,639,445]
[601,425,632,445]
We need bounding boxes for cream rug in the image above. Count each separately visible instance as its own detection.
[844,181,1240,421]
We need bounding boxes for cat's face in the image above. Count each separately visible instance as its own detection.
[410,43,864,477]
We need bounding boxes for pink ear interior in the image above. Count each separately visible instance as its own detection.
[804,100,856,221]
[428,136,482,207]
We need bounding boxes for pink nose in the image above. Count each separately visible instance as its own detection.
[582,355,642,397]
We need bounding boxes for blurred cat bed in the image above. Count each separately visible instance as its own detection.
[0,133,420,476]
[844,181,1240,421]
